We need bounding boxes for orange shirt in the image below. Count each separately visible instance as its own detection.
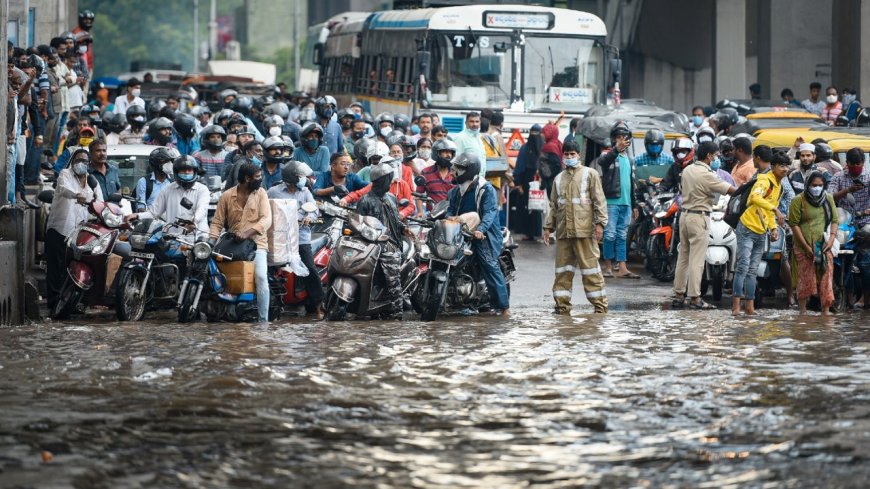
[731,159,756,187]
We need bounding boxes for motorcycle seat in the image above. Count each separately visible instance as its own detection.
[310,234,329,254]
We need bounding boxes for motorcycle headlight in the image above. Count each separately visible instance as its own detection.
[359,223,383,242]
[193,241,212,260]
[435,243,458,260]
[420,244,431,260]
[210,191,221,204]
[91,233,114,255]
[101,207,123,228]
[129,233,149,249]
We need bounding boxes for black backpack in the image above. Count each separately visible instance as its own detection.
[723,175,779,229]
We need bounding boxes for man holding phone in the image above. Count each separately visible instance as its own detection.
[831,148,870,307]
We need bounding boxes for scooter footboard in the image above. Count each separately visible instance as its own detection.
[332,277,358,303]
[705,247,730,266]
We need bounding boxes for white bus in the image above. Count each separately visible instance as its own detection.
[316,4,618,137]
[300,11,370,94]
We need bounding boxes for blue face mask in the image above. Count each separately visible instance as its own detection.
[564,158,579,168]
[177,172,196,182]
[296,176,307,190]
[411,124,420,135]
[692,115,703,126]
[710,157,722,171]
[251,156,262,167]
[305,139,319,150]
[647,144,662,155]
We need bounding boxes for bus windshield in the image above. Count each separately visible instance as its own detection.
[429,33,514,109]
[522,36,605,112]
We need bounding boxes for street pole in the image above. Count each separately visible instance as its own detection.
[209,0,217,61]
[294,0,300,91]
[1,0,8,205]
[193,0,199,72]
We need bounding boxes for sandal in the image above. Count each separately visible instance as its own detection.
[615,271,641,279]
[688,300,716,310]
[671,297,686,308]
[602,270,614,278]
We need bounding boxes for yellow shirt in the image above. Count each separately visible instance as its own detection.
[740,172,781,234]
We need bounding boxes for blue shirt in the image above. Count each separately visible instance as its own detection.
[266,184,318,244]
[313,171,368,194]
[606,153,633,206]
[262,163,284,190]
[446,179,502,259]
[176,136,201,156]
[294,146,332,173]
[634,152,674,167]
[135,174,172,211]
[322,119,343,155]
[89,164,122,201]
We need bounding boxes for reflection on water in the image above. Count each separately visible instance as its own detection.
[0,310,867,488]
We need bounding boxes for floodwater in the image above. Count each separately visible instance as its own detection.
[0,307,868,488]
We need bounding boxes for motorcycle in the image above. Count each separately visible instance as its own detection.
[754,226,788,307]
[701,195,737,301]
[631,182,659,258]
[274,201,336,310]
[203,175,222,219]
[114,198,196,321]
[646,192,679,282]
[176,233,285,323]
[51,185,131,320]
[413,202,518,321]
[832,207,860,312]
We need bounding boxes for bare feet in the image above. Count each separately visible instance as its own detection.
[731,297,741,316]
[743,299,756,316]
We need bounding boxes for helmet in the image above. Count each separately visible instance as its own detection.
[643,129,665,157]
[263,114,284,130]
[609,120,631,147]
[219,88,238,106]
[353,137,376,163]
[148,147,176,174]
[147,99,166,121]
[200,124,227,150]
[80,105,100,121]
[452,152,482,185]
[281,161,313,186]
[815,143,833,161]
[718,137,735,153]
[173,113,197,139]
[126,104,147,127]
[835,115,850,127]
[671,137,695,167]
[369,161,394,182]
[432,138,458,160]
[230,95,253,116]
[695,126,716,144]
[263,135,291,163]
[375,112,395,127]
[314,95,337,120]
[856,108,870,127]
[227,113,248,134]
[190,105,211,120]
[366,140,390,165]
[393,113,411,133]
[401,135,417,161]
[79,10,95,20]
[103,112,127,134]
[172,155,200,188]
[361,112,374,125]
[385,130,405,148]
[264,101,291,120]
[300,122,324,140]
[214,108,235,127]
[148,117,174,145]
[718,107,739,127]
[337,108,354,122]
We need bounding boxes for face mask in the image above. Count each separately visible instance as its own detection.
[380,127,392,138]
[692,115,703,126]
[808,185,824,197]
[647,144,662,155]
[321,108,335,120]
[843,94,857,107]
[411,124,420,135]
[296,176,307,190]
[251,156,262,167]
[131,88,141,97]
[467,128,480,137]
[177,172,196,182]
[352,131,365,140]
[73,162,88,176]
[305,139,319,150]
[675,151,688,161]
[710,157,722,171]
[826,94,838,104]
[418,149,432,160]
[78,45,87,54]
[848,165,864,177]
[78,137,93,147]
[224,144,237,152]
[269,126,282,137]
[162,162,173,177]
[564,158,579,168]
[248,178,263,191]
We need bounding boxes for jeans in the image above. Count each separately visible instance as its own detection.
[603,204,631,263]
[475,243,510,310]
[857,249,870,292]
[732,222,766,299]
[254,249,270,322]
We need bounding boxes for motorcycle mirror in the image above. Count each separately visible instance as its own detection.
[37,190,54,204]
[87,174,99,190]
[333,184,349,197]
[40,162,54,171]
[301,202,317,213]
[413,175,426,187]
[430,200,449,217]
[398,198,410,208]
[180,197,194,210]
[108,193,123,203]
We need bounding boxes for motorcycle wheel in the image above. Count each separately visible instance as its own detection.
[649,235,674,282]
[645,236,659,274]
[52,277,83,320]
[324,290,348,321]
[711,266,724,302]
[115,268,148,321]
[421,280,445,322]
[410,279,426,314]
[832,284,847,313]
[178,283,200,323]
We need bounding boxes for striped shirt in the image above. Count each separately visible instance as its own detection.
[418,165,455,205]
[194,149,229,178]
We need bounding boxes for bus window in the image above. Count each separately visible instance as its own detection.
[429,33,513,108]
[523,36,604,112]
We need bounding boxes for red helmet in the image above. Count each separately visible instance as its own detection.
[672,137,695,168]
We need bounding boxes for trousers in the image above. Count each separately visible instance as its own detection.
[298,243,324,312]
[552,237,607,313]
[672,213,709,298]
[254,249,270,322]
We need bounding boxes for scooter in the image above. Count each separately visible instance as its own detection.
[646,192,679,282]
[273,201,336,310]
[832,207,860,312]
[702,195,737,301]
[754,226,787,307]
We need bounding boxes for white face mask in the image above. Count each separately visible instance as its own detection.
[73,162,88,176]
[808,185,824,197]
[564,158,579,168]
[418,148,431,160]
[268,126,282,137]
[131,88,141,98]
[162,162,173,177]
[826,94,838,104]
[78,45,87,54]
[380,127,393,138]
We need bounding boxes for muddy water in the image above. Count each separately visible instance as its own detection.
[0,309,868,488]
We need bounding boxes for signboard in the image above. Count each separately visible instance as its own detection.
[483,11,554,30]
[548,87,594,104]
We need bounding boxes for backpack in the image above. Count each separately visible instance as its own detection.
[723,175,780,229]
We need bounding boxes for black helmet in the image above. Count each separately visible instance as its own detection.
[375,112,395,127]
[718,107,739,127]
[126,104,147,127]
[148,117,174,145]
[401,135,417,161]
[643,129,665,157]
[214,108,235,128]
[609,120,631,147]
[835,115,850,127]
[385,130,405,148]
[148,147,176,174]
[103,112,127,134]
[300,122,324,140]
[80,105,100,121]
[263,135,291,163]
[353,137,375,164]
[173,113,197,139]
[815,143,833,161]
[452,151,481,185]
[227,113,248,134]
[264,101,291,120]
[314,95,337,120]
[362,112,374,125]
[173,155,200,188]
[432,138,457,167]
[147,99,166,120]
[219,88,238,107]
[190,105,211,120]
[281,161,313,186]
[856,108,870,127]
[200,124,227,150]
[79,10,95,20]
[230,95,253,116]
[394,113,411,133]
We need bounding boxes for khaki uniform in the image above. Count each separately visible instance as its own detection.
[544,166,609,313]
[673,162,732,298]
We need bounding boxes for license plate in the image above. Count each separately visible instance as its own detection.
[130,251,154,259]
[342,239,366,252]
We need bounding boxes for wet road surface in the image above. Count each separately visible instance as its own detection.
[1,242,868,488]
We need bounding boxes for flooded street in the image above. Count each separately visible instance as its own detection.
[1,244,869,488]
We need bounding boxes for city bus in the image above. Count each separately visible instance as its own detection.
[315,4,617,138]
[299,12,370,94]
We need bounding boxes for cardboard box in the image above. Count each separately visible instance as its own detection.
[105,253,123,293]
[217,260,256,294]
